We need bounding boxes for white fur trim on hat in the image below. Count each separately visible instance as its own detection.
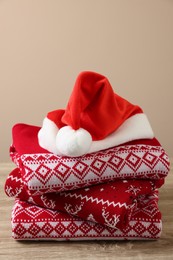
[38,117,59,154]
[38,113,154,157]
[88,113,154,153]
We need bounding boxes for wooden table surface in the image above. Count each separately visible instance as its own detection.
[0,162,173,260]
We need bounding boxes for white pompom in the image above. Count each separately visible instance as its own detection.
[38,117,59,154]
[56,126,92,157]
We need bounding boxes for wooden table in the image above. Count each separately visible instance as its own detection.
[0,162,173,260]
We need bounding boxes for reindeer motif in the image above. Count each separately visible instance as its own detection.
[102,207,120,229]
[64,202,84,215]
[41,195,56,209]
[5,185,22,197]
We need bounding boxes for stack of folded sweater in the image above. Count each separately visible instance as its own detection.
[5,71,170,240]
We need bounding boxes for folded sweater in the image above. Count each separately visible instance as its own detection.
[10,124,170,196]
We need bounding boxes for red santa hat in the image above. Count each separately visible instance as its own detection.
[38,71,154,156]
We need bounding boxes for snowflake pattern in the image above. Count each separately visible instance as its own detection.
[125,185,141,196]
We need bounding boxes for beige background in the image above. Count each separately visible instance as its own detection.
[0,0,173,162]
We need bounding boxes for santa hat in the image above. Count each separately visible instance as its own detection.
[38,71,154,156]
